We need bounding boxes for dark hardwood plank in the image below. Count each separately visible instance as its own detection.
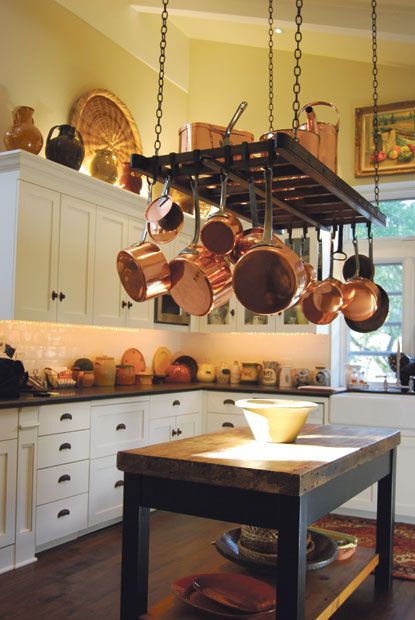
[0,512,414,620]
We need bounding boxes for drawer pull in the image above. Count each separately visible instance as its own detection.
[223,399,235,405]
[172,400,180,406]
[57,509,70,518]
[172,429,178,437]
[60,413,72,421]
[177,428,182,436]
[58,474,71,483]
[116,423,126,431]
[114,480,124,488]
[59,442,71,451]
[222,422,235,428]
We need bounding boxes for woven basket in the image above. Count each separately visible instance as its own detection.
[238,526,315,565]
[69,89,143,179]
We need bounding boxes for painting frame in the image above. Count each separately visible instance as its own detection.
[355,100,415,177]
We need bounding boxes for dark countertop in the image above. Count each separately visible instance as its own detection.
[0,382,341,410]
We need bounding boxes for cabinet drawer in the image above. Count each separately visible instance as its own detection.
[91,400,148,458]
[88,455,124,527]
[206,412,248,433]
[150,392,201,420]
[0,409,18,441]
[206,391,252,415]
[37,460,89,506]
[39,402,90,436]
[37,430,90,469]
[36,493,88,547]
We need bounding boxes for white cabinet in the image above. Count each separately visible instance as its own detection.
[0,438,17,552]
[205,390,251,432]
[148,392,202,444]
[89,455,125,527]
[15,181,95,324]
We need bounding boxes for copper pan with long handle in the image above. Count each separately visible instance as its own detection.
[342,227,375,281]
[145,175,184,237]
[116,181,170,302]
[341,238,380,322]
[311,236,344,313]
[301,236,339,325]
[232,166,306,315]
[169,177,233,316]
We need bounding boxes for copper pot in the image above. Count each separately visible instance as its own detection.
[341,238,380,322]
[343,233,375,281]
[311,238,344,313]
[345,284,389,333]
[117,182,171,301]
[169,177,233,316]
[200,172,242,255]
[145,176,184,238]
[302,281,339,325]
[232,166,306,315]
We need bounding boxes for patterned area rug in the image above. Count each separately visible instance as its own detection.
[315,513,415,581]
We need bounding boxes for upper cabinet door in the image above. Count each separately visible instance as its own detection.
[124,217,154,329]
[93,209,128,326]
[15,181,60,322]
[57,196,96,325]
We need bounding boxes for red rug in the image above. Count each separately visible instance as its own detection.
[315,513,415,581]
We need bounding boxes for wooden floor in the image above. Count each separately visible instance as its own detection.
[0,511,414,620]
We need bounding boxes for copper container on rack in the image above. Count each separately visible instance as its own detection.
[299,101,340,173]
[260,128,319,159]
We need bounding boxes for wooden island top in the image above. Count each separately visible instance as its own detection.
[117,424,400,497]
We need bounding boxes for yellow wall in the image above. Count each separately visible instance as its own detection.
[0,0,188,157]
[188,40,415,187]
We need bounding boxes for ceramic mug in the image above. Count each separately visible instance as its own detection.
[240,362,262,383]
[291,368,311,387]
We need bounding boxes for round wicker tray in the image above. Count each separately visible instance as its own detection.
[69,89,143,178]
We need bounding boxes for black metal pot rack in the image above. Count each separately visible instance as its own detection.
[131,133,386,232]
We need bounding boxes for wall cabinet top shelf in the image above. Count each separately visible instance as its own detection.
[131,133,386,231]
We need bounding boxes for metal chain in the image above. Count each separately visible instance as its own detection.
[371,0,380,207]
[291,0,303,140]
[153,0,169,156]
[268,0,275,133]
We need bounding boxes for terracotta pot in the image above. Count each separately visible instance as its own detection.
[72,369,94,388]
[4,106,43,154]
[45,124,84,170]
[116,364,136,385]
[164,364,191,383]
[119,162,143,194]
[90,148,118,184]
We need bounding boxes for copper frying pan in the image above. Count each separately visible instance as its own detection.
[232,166,306,315]
[116,182,170,301]
[200,173,242,255]
[169,177,232,316]
[345,284,389,333]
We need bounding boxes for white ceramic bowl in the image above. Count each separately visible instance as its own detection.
[236,398,318,443]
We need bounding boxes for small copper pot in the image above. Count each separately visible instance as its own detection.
[302,282,339,325]
[341,240,380,322]
[311,238,344,314]
[145,176,184,240]
[200,173,242,255]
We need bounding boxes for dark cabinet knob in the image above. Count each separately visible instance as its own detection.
[177,428,182,436]
[114,480,124,488]
[51,290,58,300]
[230,309,235,317]
[60,413,72,421]
[222,422,235,428]
[59,442,71,451]
[172,429,178,437]
[172,400,180,406]
[121,300,128,308]
[127,301,133,309]
[223,399,235,405]
[116,423,126,431]
[58,474,71,483]
[59,292,66,301]
[57,509,70,518]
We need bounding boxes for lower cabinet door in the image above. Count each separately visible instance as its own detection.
[90,399,148,458]
[37,460,89,506]
[88,455,125,527]
[149,416,176,444]
[175,413,201,439]
[36,493,88,547]
[0,439,17,549]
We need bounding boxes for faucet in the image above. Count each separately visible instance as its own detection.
[376,375,389,392]
[409,376,415,394]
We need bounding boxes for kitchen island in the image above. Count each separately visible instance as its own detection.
[117,424,400,620]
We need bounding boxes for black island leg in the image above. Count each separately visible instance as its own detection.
[375,448,397,591]
[120,473,150,620]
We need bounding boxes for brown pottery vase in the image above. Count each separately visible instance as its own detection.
[118,161,143,194]
[90,148,118,184]
[45,124,85,170]
[4,106,43,154]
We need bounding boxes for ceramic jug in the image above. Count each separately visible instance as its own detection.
[115,364,136,386]
[45,124,85,170]
[261,361,279,386]
[93,356,116,386]
[279,366,292,388]
[90,149,118,184]
[4,106,43,154]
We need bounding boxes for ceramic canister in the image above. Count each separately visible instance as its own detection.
[279,366,292,388]
[261,361,279,386]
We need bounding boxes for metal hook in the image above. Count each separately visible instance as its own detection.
[366,221,373,240]
[351,222,357,241]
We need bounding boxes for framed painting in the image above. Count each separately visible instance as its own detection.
[355,100,415,176]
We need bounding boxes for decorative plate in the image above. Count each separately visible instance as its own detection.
[152,346,173,376]
[69,89,143,177]
[173,355,198,382]
[121,348,145,374]
[172,573,276,618]
[215,528,338,574]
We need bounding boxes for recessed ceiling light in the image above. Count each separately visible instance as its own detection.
[274,28,283,34]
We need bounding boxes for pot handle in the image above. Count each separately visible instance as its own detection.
[46,125,61,145]
[180,176,200,254]
[248,178,260,228]
[223,101,248,142]
[300,101,340,130]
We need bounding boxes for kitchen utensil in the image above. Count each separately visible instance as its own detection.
[308,526,357,561]
[236,398,318,443]
[300,101,340,172]
[342,229,375,281]
[169,176,233,316]
[192,574,274,613]
[345,283,389,333]
[121,348,145,374]
[240,362,262,384]
[220,101,249,146]
[341,238,380,322]
[116,181,171,302]
[115,364,136,385]
[291,368,311,387]
[260,125,319,159]
[164,364,191,383]
[93,356,116,387]
[152,346,173,377]
[172,355,198,382]
[233,166,306,314]
[261,361,279,386]
[200,172,242,255]
[302,281,339,325]
[145,176,184,240]
[311,237,344,313]
[196,363,216,383]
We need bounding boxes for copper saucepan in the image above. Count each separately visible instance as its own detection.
[117,182,170,302]
[232,166,306,315]
[311,237,344,313]
[301,236,339,325]
[230,178,264,264]
[341,238,380,322]
[145,176,184,234]
[200,173,242,255]
[169,177,233,316]
[345,284,389,333]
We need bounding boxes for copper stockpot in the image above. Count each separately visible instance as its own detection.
[233,167,306,315]
[341,238,380,322]
[311,238,344,313]
[117,183,171,302]
[169,177,232,316]
[200,172,242,255]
